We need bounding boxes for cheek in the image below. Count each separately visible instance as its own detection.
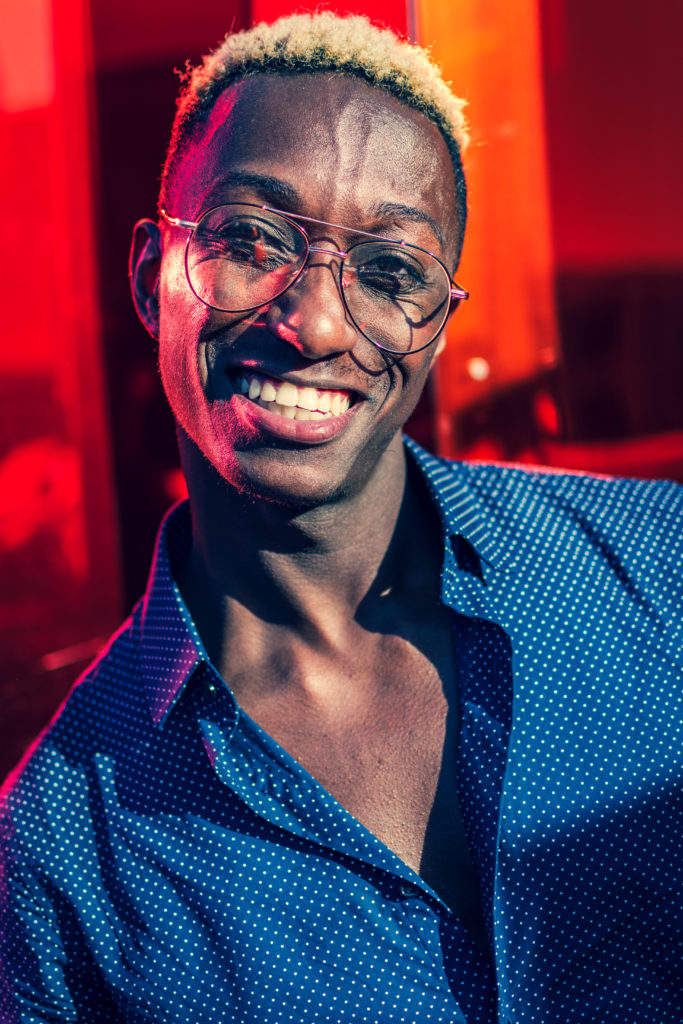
[158,309,200,401]
[393,352,438,418]
[157,278,212,428]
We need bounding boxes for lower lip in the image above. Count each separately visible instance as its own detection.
[215,394,359,444]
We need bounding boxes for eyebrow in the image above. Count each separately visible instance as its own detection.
[207,170,444,247]
[209,169,301,208]
[373,202,444,248]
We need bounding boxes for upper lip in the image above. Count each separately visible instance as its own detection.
[218,359,363,397]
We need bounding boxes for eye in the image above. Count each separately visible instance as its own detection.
[352,244,429,299]
[196,215,298,270]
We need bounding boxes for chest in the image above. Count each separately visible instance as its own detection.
[266,649,453,864]
[229,623,486,941]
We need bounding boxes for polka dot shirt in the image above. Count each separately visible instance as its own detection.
[1,438,681,1023]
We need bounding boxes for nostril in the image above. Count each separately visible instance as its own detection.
[272,319,299,345]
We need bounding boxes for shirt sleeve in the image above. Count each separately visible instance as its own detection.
[0,798,121,1024]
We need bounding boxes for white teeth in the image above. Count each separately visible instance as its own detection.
[236,373,351,420]
[297,387,319,411]
[275,381,298,407]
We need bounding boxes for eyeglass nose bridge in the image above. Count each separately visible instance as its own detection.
[294,244,352,299]
[306,243,350,260]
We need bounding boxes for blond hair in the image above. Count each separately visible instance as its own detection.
[161,12,468,244]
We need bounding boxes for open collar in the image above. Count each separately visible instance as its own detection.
[139,438,528,727]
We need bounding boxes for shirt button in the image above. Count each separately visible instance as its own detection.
[398,882,416,899]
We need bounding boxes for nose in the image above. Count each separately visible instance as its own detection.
[263,255,359,360]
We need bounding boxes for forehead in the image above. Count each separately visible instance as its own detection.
[172,73,459,254]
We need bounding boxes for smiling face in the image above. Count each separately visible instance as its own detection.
[135,73,461,508]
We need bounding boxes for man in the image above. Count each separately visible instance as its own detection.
[1,12,681,1024]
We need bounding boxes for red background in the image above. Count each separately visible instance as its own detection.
[1,0,682,780]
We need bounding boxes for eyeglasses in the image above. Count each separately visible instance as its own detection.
[160,203,468,355]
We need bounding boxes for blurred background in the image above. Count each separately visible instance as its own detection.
[1,0,682,780]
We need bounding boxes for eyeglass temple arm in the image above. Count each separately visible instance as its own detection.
[160,208,198,230]
[451,285,469,301]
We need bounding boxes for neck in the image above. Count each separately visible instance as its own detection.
[176,432,433,670]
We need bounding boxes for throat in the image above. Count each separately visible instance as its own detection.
[176,435,413,647]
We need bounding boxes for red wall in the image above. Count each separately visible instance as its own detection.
[542,0,683,270]
[251,0,406,32]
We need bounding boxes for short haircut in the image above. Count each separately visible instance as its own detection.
[161,12,469,254]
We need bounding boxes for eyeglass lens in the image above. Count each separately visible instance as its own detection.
[186,204,453,353]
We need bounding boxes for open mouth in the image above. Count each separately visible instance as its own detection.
[231,372,353,422]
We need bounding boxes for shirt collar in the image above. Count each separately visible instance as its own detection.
[404,437,524,573]
[139,438,524,726]
[139,501,212,727]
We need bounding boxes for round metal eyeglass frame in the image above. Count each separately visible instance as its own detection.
[160,202,469,355]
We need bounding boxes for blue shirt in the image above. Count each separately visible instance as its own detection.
[1,439,682,1023]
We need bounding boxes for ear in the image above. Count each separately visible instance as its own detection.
[433,334,447,360]
[432,286,463,360]
[130,219,162,340]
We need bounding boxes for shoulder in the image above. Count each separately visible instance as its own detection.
[465,460,681,553]
[421,444,681,545]
[405,439,683,600]
[426,445,680,505]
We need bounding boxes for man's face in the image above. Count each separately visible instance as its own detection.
[147,73,460,507]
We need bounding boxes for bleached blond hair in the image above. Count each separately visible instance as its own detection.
[161,12,469,247]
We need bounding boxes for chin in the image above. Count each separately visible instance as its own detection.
[177,431,344,512]
[224,457,353,512]
[178,412,403,514]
